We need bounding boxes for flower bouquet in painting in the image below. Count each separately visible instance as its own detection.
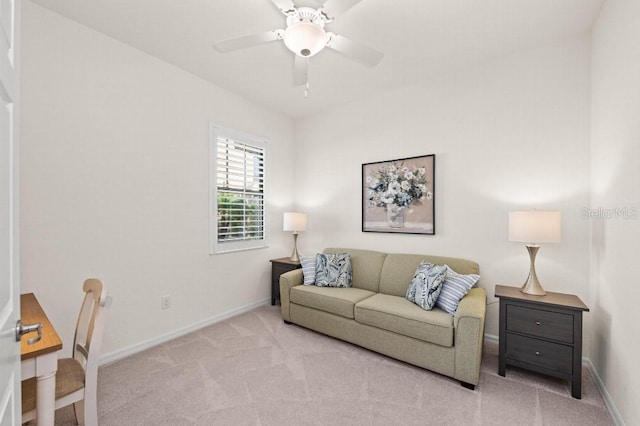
[362,155,435,234]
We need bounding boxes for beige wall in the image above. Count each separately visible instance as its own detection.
[19,2,295,357]
[293,36,592,344]
[590,0,640,424]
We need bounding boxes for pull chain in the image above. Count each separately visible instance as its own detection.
[304,80,310,98]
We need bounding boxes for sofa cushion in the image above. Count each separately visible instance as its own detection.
[412,263,447,310]
[380,254,434,297]
[435,265,480,315]
[323,248,387,292]
[379,253,479,297]
[290,286,376,319]
[405,263,429,303]
[315,253,353,287]
[355,293,454,347]
[300,255,317,285]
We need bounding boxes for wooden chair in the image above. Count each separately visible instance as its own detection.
[22,278,108,426]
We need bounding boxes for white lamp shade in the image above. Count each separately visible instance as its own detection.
[283,212,307,232]
[509,211,561,244]
[283,22,327,57]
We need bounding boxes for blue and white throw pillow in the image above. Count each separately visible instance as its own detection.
[411,262,447,310]
[315,253,352,287]
[300,255,317,285]
[406,261,433,303]
[435,265,480,315]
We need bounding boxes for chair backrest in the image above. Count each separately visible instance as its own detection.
[72,278,108,390]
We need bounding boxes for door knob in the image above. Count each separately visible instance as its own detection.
[15,320,43,345]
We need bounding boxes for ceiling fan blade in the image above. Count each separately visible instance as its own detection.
[319,0,363,21]
[213,30,283,53]
[270,0,296,15]
[326,33,383,67]
[293,55,308,86]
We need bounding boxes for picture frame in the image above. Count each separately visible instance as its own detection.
[362,154,435,234]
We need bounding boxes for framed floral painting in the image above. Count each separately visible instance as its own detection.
[362,154,435,234]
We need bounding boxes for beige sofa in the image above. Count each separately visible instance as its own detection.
[279,248,487,389]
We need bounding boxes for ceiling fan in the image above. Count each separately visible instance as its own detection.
[213,0,384,87]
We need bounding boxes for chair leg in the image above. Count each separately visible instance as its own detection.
[82,394,99,426]
[73,400,85,426]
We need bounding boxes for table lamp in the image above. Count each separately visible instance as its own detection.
[508,210,561,296]
[283,212,307,262]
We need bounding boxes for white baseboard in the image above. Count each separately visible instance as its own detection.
[484,333,624,425]
[584,358,625,426]
[99,298,272,366]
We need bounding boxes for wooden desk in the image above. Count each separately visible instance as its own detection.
[21,293,63,426]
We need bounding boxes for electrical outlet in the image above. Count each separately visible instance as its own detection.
[161,295,171,310]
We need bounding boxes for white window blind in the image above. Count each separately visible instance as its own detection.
[210,124,267,253]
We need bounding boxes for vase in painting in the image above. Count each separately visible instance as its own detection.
[386,204,405,228]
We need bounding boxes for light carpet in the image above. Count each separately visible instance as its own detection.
[51,305,613,425]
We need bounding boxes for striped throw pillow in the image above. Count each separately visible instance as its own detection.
[435,265,480,315]
[300,255,317,285]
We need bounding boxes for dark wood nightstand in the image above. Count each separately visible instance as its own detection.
[270,258,302,305]
[495,284,589,399]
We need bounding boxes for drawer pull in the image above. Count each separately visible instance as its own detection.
[535,321,541,326]
[535,351,540,356]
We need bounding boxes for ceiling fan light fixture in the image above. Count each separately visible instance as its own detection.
[283,21,327,57]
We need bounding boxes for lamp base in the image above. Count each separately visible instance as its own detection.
[289,233,300,263]
[520,245,547,296]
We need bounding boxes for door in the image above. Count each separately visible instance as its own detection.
[0,0,22,424]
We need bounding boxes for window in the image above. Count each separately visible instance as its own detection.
[209,124,267,253]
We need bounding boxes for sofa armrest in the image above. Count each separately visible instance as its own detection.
[279,269,304,322]
[454,287,486,328]
[453,287,487,386]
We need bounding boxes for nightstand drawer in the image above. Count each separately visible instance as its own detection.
[506,305,573,343]
[505,333,573,375]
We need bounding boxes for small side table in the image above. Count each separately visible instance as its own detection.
[495,284,589,399]
[270,258,302,305]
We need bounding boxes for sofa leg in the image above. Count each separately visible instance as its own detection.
[460,381,475,390]
[283,320,292,325]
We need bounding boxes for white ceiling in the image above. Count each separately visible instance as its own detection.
[29,0,605,119]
